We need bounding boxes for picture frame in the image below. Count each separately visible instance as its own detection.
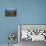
[5,8,16,16]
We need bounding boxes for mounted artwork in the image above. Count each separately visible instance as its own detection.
[5,8,16,16]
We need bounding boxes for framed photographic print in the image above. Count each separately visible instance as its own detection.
[5,8,16,16]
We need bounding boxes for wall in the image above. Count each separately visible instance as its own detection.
[0,0,46,44]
